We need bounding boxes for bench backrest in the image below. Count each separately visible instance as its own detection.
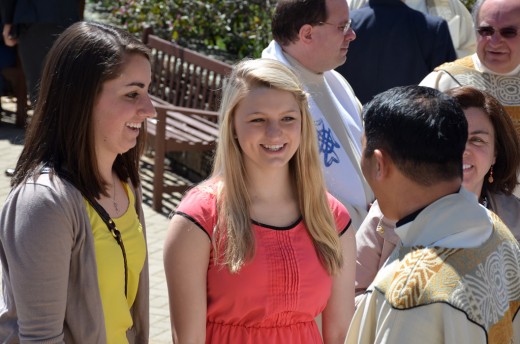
[143,31,232,113]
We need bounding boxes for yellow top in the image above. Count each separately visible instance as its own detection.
[85,182,146,343]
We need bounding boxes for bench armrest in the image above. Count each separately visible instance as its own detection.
[151,96,219,122]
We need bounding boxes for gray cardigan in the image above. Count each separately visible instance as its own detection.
[0,173,149,343]
[487,191,520,242]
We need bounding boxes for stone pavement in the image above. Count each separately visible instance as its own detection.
[3,99,518,343]
[0,106,179,343]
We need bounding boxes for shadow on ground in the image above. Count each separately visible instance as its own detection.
[140,157,185,217]
[0,112,25,145]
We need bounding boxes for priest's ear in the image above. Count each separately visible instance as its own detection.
[370,149,391,182]
[299,24,314,43]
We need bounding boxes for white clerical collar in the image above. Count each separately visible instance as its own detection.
[281,49,325,85]
[473,53,520,75]
[394,188,492,248]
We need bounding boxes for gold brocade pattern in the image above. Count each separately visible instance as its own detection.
[385,247,460,309]
[488,301,519,344]
[375,214,520,344]
[435,56,520,137]
[435,55,474,70]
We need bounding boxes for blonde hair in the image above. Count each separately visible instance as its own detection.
[209,58,343,275]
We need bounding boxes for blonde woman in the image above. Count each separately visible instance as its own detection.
[163,58,355,344]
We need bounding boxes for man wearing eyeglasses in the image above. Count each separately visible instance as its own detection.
[420,0,520,137]
[262,0,375,232]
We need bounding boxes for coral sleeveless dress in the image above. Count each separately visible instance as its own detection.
[175,184,351,343]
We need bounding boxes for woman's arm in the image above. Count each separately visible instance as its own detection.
[354,210,385,297]
[163,214,211,344]
[0,183,75,342]
[321,228,356,344]
[355,201,398,300]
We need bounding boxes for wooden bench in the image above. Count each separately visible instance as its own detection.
[147,100,219,211]
[142,29,232,211]
[143,29,232,111]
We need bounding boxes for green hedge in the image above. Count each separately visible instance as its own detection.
[93,0,275,62]
[91,0,476,63]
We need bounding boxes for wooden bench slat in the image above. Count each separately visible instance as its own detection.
[165,111,219,136]
[148,118,216,144]
[142,28,232,211]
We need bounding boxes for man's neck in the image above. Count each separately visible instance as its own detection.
[282,43,324,74]
[386,179,462,222]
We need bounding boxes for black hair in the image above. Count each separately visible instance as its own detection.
[363,86,468,185]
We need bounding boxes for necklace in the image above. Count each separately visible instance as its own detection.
[112,174,119,214]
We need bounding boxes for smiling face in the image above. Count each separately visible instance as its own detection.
[476,0,520,73]
[233,87,302,173]
[462,107,496,196]
[93,54,155,163]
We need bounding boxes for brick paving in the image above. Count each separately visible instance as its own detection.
[3,98,520,343]
[0,104,179,343]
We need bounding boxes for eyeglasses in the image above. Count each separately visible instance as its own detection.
[476,26,518,39]
[318,19,352,35]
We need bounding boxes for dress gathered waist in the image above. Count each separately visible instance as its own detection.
[206,319,323,344]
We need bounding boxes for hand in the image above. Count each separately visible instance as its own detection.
[2,24,17,47]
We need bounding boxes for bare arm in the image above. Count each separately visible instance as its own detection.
[322,228,356,344]
[163,214,211,344]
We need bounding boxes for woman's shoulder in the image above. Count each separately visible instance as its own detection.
[1,172,86,240]
[180,179,220,207]
[488,191,520,240]
[174,179,220,235]
[326,192,346,212]
[9,172,82,204]
[489,191,520,211]
[326,192,351,233]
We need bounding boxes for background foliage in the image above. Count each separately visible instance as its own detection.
[91,0,275,62]
[463,0,477,10]
[90,0,476,63]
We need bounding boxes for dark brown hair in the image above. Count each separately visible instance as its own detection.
[272,0,327,46]
[446,86,520,195]
[12,22,151,200]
